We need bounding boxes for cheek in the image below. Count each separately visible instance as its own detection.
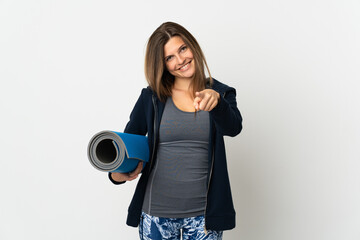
[166,62,175,72]
[186,50,194,59]
[190,58,195,69]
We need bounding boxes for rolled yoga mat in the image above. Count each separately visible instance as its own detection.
[88,131,149,173]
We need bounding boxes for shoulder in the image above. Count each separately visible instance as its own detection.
[138,86,155,100]
[141,86,153,95]
[210,78,236,95]
[135,86,163,109]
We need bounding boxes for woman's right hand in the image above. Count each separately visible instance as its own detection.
[110,161,143,182]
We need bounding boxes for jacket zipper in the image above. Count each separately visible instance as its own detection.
[204,148,215,235]
[149,95,158,172]
[146,95,158,215]
[204,91,226,234]
[140,214,144,240]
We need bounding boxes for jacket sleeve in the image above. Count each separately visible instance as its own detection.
[108,88,149,185]
[210,88,243,137]
[123,88,148,135]
[108,173,126,185]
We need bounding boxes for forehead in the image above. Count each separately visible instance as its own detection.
[164,36,185,56]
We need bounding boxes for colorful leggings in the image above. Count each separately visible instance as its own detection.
[139,212,223,240]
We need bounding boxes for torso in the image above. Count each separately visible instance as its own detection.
[142,97,210,218]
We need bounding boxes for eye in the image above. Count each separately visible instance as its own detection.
[165,55,173,62]
[180,45,187,52]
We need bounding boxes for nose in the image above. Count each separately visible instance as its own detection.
[175,54,186,66]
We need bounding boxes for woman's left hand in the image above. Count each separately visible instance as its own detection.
[194,89,220,112]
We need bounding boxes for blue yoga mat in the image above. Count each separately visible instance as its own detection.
[87,131,149,173]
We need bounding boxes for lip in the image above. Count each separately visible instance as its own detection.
[178,60,192,70]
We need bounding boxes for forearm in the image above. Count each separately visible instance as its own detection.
[210,90,243,136]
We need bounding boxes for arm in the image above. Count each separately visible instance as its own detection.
[123,88,148,135]
[108,162,143,184]
[108,89,149,184]
[194,88,242,137]
[210,88,242,136]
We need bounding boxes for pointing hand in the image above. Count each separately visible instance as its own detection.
[193,89,220,112]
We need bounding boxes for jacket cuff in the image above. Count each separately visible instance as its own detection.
[210,94,228,115]
[108,172,126,185]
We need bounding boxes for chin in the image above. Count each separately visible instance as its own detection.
[180,69,195,79]
[180,73,195,79]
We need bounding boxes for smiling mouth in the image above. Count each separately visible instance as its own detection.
[178,60,192,70]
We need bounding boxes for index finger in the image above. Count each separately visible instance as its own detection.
[195,91,205,99]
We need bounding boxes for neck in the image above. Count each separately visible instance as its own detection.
[173,77,192,91]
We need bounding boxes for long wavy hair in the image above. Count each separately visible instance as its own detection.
[144,22,212,101]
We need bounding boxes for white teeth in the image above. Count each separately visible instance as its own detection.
[180,62,189,70]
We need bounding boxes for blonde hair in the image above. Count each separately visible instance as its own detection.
[144,22,212,101]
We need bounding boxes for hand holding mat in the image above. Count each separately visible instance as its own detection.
[87,131,149,173]
[111,162,143,182]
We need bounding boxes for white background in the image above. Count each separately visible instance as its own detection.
[1,0,359,239]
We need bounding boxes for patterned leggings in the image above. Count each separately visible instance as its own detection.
[139,212,223,240]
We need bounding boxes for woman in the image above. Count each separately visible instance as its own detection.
[108,22,242,240]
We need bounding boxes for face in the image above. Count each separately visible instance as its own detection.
[163,36,195,80]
